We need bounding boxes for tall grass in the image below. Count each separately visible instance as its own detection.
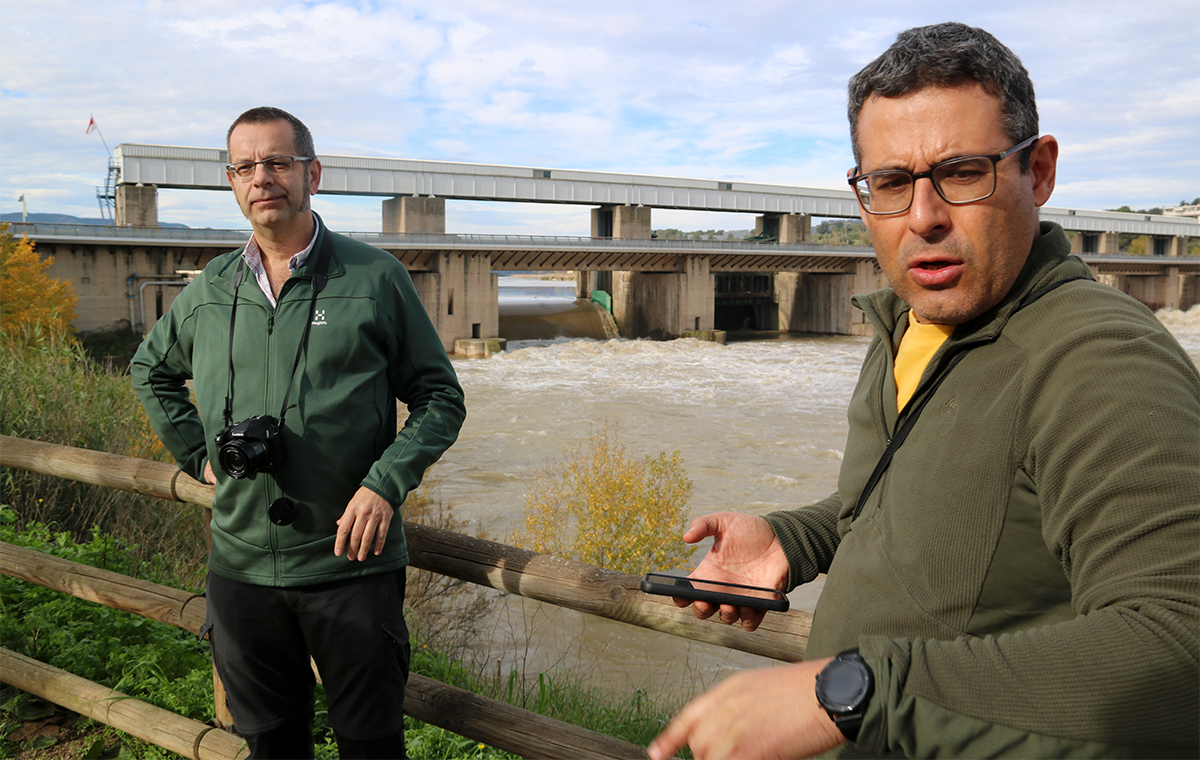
[0,329,208,589]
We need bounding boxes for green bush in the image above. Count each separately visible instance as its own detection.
[0,516,213,721]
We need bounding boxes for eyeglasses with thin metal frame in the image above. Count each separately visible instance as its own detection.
[225,155,313,181]
[848,135,1040,215]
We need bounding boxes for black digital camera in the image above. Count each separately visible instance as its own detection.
[214,415,285,479]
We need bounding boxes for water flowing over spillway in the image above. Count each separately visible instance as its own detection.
[497,277,616,341]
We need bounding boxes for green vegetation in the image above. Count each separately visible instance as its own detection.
[75,322,146,372]
[653,228,747,241]
[0,515,217,759]
[0,328,208,589]
[1109,198,1199,215]
[0,277,685,757]
[512,422,693,574]
[0,516,678,759]
[653,220,872,246]
[812,219,871,246]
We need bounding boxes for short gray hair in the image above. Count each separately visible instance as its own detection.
[226,106,316,159]
[848,23,1038,171]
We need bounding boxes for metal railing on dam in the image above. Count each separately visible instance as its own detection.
[12,221,871,253]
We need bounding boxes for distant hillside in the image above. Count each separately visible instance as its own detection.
[1,212,189,228]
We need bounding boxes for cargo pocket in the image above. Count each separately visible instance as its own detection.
[382,621,411,682]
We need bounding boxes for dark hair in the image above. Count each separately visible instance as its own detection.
[226,106,316,159]
[848,23,1038,171]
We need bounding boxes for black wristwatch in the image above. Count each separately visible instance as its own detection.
[814,649,874,742]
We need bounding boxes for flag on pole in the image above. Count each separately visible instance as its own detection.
[85,114,112,156]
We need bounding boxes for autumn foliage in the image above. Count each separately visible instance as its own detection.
[1,223,77,339]
[513,422,693,574]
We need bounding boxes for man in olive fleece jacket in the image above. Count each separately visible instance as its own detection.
[649,23,1199,760]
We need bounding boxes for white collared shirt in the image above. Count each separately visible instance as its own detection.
[240,221,320,307]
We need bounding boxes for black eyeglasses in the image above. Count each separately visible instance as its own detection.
[848,135,1039,215]
[225,155,313,181]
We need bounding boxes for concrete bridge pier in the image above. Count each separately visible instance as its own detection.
[1092,266,1191,312]
[1069,231,1122,254]
[776,261,885,336]
[116,185,158,227]
[754,213,811,243]
[612,257,714,340]
[581,204,653,336]
[575,270,611,299]
[591,204,651,239]
[406,250,498,352]
[383,196,446,234]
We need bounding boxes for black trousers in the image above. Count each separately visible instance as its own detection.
[204,570,411,759]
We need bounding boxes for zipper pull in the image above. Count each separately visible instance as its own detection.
[267,313,275,335]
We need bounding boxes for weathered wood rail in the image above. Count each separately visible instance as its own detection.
[1,647,251,760]
[0,435,813,758]
[0,542,650,759]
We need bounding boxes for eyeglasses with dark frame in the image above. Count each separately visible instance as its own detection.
[848,135,1040,216]
[225,155,313,181]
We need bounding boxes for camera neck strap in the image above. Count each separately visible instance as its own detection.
[223,230,333,430]
[850,275,1089,521]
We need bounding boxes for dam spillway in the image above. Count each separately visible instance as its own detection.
[498,277,617,342]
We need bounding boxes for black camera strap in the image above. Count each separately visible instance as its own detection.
[223,228,333,431]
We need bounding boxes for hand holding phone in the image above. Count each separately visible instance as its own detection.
[641,572,789,612]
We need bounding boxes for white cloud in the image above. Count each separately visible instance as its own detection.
[2,0,1197,229]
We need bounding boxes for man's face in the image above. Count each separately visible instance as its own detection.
[226,119,321,235]
[854,83,1056,324]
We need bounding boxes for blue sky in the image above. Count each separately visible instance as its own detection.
[2,0,1197,234]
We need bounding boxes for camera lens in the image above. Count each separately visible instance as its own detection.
[219,439,268,479]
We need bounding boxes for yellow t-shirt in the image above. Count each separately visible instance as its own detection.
[894,310,954,411]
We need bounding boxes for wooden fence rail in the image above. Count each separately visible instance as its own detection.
[1,648,250,760]
[0,435,812,661]
[0,434,813,758]
[0,542,648,760]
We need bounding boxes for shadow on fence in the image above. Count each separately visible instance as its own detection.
[0,435,812,759]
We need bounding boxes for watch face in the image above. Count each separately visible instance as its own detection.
[817,659,871,711]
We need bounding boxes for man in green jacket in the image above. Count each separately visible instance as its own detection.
[131,107,466,759]
[649,23,1199,760]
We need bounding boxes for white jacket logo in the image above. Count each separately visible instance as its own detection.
[312,309,327,326]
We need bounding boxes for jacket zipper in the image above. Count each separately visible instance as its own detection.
[265,299,280,584]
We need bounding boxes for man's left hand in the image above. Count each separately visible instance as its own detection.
[648,657,845,760]
[334,487,395,561]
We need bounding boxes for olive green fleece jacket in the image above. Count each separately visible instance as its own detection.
[766,223,1199,758]
[131,215,466,587]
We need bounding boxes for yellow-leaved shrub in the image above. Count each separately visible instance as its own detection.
[512,423,693,574]
[0,223,77,339]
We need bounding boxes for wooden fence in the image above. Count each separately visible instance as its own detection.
[0,435,812,759]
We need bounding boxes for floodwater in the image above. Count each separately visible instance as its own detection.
[427,280,1200,701]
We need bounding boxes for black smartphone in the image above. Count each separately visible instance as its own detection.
[640,572,789,612]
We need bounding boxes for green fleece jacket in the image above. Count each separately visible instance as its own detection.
[131,215,466,587]
[766,223,1199,758]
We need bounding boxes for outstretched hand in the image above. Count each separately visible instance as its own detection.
[679,512,790,631]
